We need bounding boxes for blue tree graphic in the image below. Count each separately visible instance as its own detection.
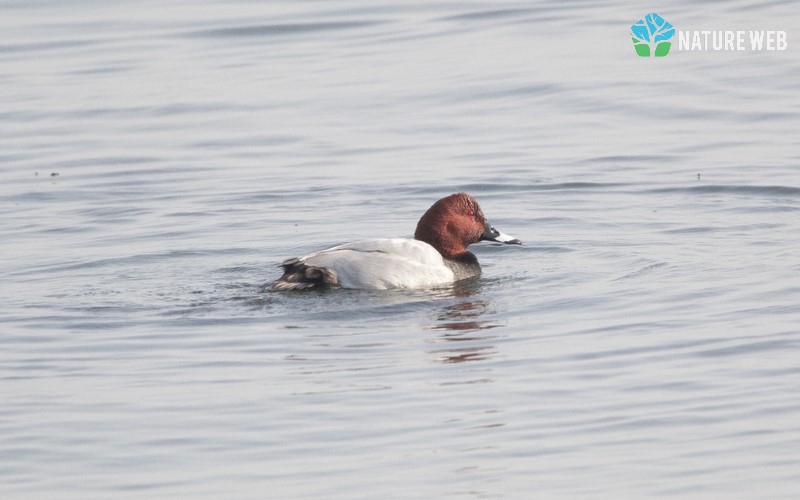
[630,13,675,57]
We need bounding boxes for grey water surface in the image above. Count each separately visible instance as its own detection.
[2,0,799,498]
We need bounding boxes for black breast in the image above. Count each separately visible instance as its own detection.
[443,252,482,282]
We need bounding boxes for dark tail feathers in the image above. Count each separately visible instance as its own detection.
[268,258,339,291]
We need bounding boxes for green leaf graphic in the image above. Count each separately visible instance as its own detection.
[632,39,650,57]
[654,41,671,57]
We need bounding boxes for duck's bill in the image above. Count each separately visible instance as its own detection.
[481,223,522,245]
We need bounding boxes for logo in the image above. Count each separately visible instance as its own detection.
[630,13,675,57]
[629,12,789,56]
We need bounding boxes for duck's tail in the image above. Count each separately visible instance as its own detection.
[267,257,340,291]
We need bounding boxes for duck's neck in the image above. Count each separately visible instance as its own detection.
[443,251,481,280]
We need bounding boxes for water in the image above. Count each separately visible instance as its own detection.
[2,0,799,497]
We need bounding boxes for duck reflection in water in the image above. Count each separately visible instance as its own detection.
[427,294,501,364]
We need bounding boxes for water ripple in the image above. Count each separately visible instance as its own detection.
[183,21,386,39]
[649,184,800,197]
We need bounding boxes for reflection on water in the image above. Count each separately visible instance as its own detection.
[427,295,501,363]
[432,347,493,364]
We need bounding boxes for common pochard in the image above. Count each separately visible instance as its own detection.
[270,192,520,290]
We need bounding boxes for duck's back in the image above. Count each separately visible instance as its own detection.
[274,238,455,290]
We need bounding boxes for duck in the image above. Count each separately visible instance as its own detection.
[269,192,520,290]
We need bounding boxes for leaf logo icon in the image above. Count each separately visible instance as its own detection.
[630,13,675,57]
